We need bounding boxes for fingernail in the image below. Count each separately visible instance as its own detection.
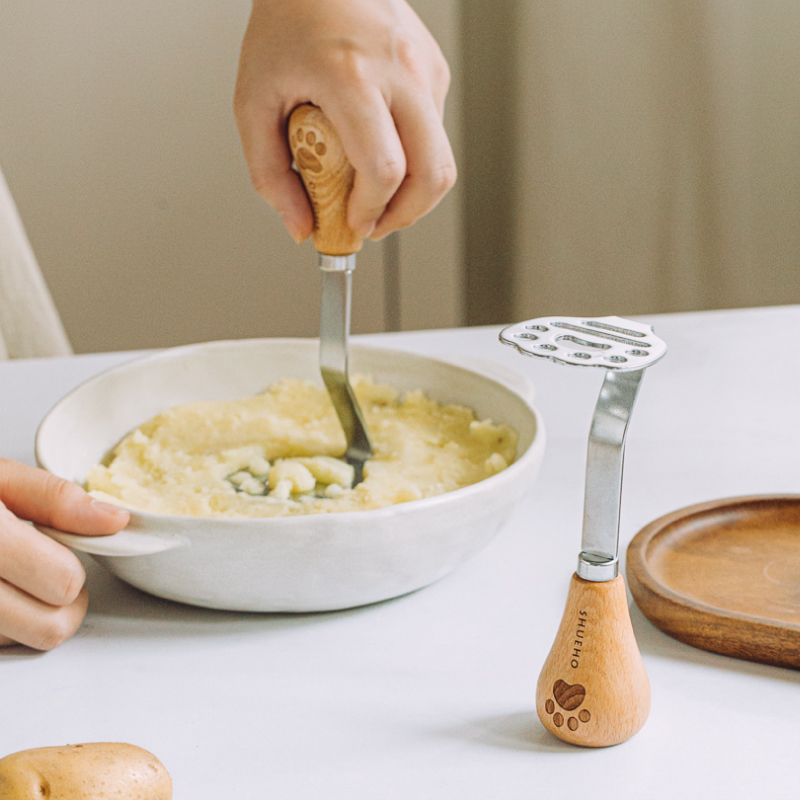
[288,227,306,244]
[281,214,306,244]
[92,499,129,516]
[356,221,375,239]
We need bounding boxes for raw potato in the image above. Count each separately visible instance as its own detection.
[0,742,172,799]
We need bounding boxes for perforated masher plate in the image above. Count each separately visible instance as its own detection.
[500,315,667,371]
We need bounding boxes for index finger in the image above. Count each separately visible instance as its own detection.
[319,85,407,238]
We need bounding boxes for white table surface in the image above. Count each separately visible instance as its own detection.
[1,306,798,798]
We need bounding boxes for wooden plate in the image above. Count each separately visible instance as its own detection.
[626,495,800,669]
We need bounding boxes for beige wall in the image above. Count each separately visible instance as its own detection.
[0,0,462,354]
[6,0,797,351]
[463,0,800,324]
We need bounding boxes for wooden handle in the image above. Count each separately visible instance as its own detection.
[288,104,363,256]
[536,574,650,747]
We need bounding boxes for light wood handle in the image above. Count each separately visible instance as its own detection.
[536,574,650,747]
[288,104,363,256]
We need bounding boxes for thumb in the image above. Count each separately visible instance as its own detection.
[0,459,129,536]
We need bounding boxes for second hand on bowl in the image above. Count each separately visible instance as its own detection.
[288,104,373,486]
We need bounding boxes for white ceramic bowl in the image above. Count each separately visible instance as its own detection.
[35,339,545,612]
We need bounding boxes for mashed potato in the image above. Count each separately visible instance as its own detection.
[86,376,518,518]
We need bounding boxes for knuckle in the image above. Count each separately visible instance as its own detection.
[420,160,457,199]
[30,613,78,651]
[44,474,82,527]
[45,472,75,506]
[395,36,422,75]
[52,559,86,606]
[326,44,371,86]
[395,36,450,92]
[433,160,458,195]
[373,158,406,192]
[433,53,451,91]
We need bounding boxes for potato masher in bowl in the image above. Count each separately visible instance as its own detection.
[500,315,667,747]
[288,105,373,486]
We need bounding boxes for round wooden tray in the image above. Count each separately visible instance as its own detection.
[626,495,800,670]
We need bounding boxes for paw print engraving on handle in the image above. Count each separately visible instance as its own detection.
[293,127,325,173]
[545,680,592,731]
[296,147,323,173]
[554,679,585,710]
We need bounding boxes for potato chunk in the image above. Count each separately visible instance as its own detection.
[267,460,316,494]
[293,456,355,489]
[0,742,172,799]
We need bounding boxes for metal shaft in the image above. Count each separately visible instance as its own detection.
[319,254,373,484]
[577,368,644,582]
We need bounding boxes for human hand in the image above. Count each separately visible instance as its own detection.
[0,460,129,650]
[234,0,456,243]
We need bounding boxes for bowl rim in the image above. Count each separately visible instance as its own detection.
[35,337,546,527]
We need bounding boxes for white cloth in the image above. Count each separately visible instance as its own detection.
[0,165,71,359]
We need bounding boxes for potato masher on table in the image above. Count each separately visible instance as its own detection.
[501,315,667,747]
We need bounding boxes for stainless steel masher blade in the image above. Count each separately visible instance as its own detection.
[318,254,372,484]
[501,314,667,578]
[501,315,666,747]
[288,104,373,485]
